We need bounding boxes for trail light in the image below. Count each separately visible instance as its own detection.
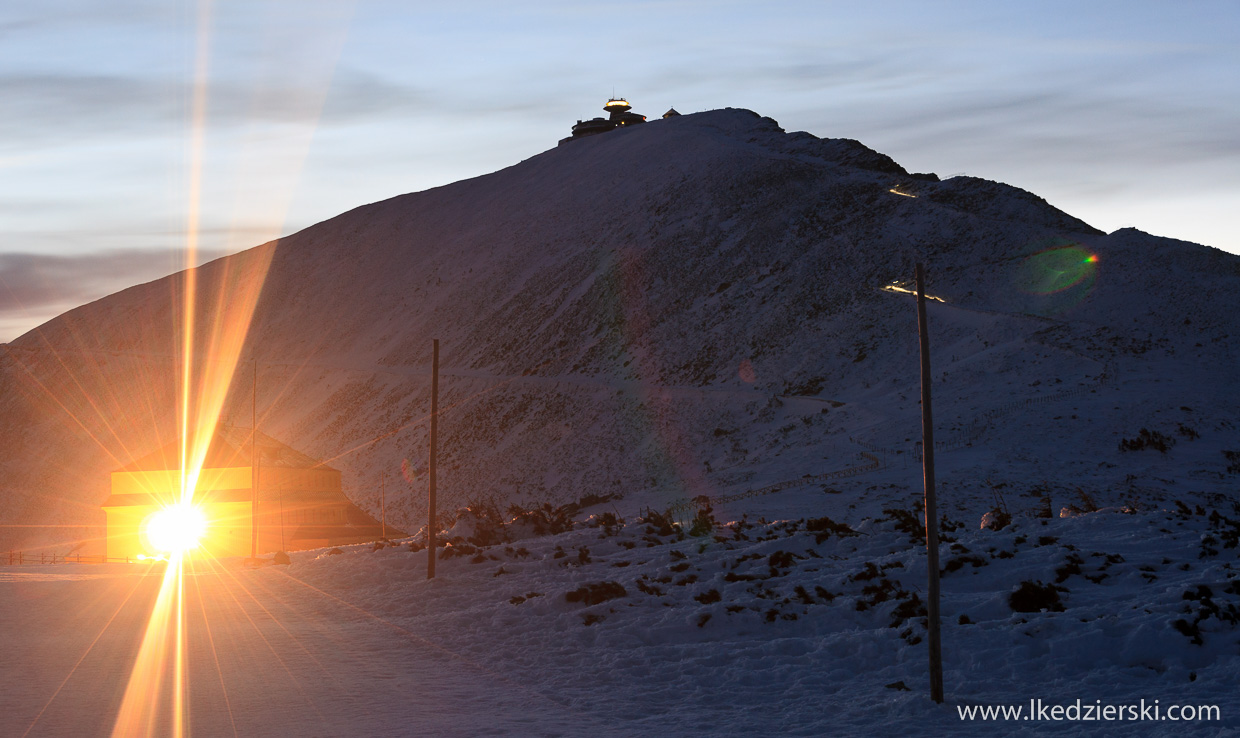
[143,504,208,554]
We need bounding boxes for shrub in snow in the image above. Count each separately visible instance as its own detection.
[941,555,986,574]
[438,542,481,560]
[1054,554,1085,583]
[1206,510,1240,551]
[448,501,509,547]
[640,508,683,539]
[1060,489,1102,518]
[889,593,927,628]
[694,589,722,605]
[1173,618,1204,646]
[805,515,856,542]
[1175,583,1240,646]
[564,581,627,606]
[980,509,1011,530]
[508,591,542,605]
[1118,428,1175,453]
[856,579,903,611]
[635,578,665,596]
[505,502,576,539]
[688,501,717,537]
[768,550,796,568]
[1009,580,1066,613]
[1034,494,1054,519]
[851,562,882,582]
[583,511,624,536]
[880,507,925,544]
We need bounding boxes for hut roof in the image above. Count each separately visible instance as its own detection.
[117,426,336,473]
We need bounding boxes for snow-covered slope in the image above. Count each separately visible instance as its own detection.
[1,108,1237,552]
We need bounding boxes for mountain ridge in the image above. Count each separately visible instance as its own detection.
[1,107,1236,551]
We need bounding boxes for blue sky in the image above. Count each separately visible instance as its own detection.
[1,0,1237,340]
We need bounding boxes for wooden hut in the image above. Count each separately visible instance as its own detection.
[102,426,393,560]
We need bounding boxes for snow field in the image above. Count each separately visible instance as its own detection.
[274,496,1240,736]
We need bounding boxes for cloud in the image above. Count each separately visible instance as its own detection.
[0,67,429,150]
[785,83,1240,186]
[0,247,230,340]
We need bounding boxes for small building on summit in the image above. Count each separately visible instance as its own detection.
[559,97,648,145]
[102,426,394,561]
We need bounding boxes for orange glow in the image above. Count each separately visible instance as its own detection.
[0,2,364,736]
[143,504,209,554]
[111,555,186,738]
[110,0,284,731]
[888,188,917,198]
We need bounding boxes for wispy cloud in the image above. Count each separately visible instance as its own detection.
[0,68,427,149]
[823,87,1240,184]
[0,248,229,341]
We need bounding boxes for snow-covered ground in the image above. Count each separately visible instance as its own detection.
[5,491,1239,736]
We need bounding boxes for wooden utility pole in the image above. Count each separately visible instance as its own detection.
[380,472,387,540]
[276,473,284,552]
[915,263,944,703]
[427,339,439,579]
[250,358,258,561]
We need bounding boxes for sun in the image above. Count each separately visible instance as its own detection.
[143,503,209,554]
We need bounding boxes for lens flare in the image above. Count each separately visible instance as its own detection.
[1013,241,1099,315]
[101,1,357,736]
[144,504,208,554]
[1018,244,1098,295]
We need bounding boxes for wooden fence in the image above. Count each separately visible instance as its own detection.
[4,551,138,565]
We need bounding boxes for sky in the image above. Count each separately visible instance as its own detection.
[1,0,1237,341]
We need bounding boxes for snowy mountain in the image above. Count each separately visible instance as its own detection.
[1,107,1237,553]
